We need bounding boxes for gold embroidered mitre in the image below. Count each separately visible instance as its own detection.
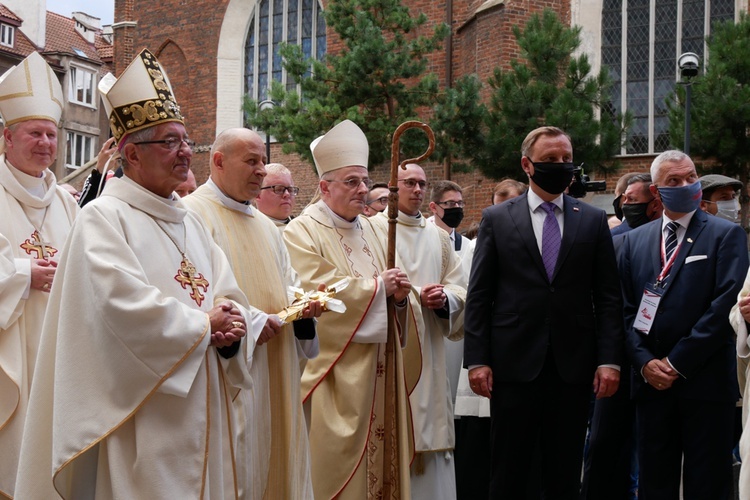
[98,48,183,145]
[310,119,369,176]
[0,51,64,127]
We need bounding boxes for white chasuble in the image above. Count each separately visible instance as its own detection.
[183,183,314,500]
[14,176,255,499]
[0,158,78,499]
[284,200,418,500]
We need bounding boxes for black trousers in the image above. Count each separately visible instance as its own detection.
[488,354,590,500]
[636,395,734,500]
[580,367,636,500]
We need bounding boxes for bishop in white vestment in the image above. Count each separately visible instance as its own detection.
[0,52,76,499]
[15,48,259,500]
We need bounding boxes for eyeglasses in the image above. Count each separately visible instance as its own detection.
[436,200,465,209]
[261,185,300,196]
[367,196,389,206]
[327,177,373,189]
[398,178,429,190]
[133,137,195,151]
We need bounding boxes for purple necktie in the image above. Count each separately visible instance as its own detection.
[541,202,561,281]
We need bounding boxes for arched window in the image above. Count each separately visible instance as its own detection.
[601,0,735,155]
[244,0,326,102]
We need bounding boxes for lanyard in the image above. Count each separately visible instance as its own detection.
[656,225,680,286]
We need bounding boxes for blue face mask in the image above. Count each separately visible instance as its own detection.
[657,182,702,214]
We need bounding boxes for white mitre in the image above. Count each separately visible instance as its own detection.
[98,48,184,146]
[310,119,369,176]
[0,51,64,155]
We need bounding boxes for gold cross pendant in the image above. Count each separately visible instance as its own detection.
[20,230,57,259]
[174,256,210,306]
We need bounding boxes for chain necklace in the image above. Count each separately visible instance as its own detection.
[148,215,210,307]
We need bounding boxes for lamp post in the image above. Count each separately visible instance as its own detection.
[258,99,277,162]
[678,52,700,155]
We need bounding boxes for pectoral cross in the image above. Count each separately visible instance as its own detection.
[174,256,209,306]
[20,230,57,259]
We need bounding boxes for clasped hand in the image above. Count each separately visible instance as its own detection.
[208,301,246,347]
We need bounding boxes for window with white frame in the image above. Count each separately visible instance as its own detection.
[65,131,95,169]
[0,24,14,47]
[69,66,96,106]
[601,0,735,155]
[244,0,326,101]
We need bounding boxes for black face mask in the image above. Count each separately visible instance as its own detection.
[621,202,652,229]
[612,195,624,221]
[528,160,575,195]
[440,207,464,228]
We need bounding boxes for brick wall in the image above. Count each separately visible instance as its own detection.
[112,0,232,181]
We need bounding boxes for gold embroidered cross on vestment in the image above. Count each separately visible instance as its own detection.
[20,230,57,259]
[150,216,210,306]
[175,257,209,306]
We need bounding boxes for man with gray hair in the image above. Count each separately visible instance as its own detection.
[619,149,748,499]
[0,51,76,498]
[284,119,414,499]
[15,49,260,499]
[256,162,300,226]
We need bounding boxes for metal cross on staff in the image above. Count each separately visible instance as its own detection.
[382,120,435,499]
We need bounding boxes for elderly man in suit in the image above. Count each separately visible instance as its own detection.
[619,150,748,499]
[464,126,623,499]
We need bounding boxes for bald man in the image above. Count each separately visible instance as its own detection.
[182,128,321,499]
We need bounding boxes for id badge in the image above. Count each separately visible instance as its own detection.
[633,283,663,335]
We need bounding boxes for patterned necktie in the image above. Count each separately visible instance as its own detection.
[541,202,561,281]
[664,221,679,263]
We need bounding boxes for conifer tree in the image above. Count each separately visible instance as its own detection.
[668,12,750,223]
[243,0,453,166]
[478,9,629,180]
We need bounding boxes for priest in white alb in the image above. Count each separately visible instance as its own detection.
[284,120,418,499]
[380,162,467,500]
[182,127,320,499]
[14,49,260,499]
[0,51,78,499]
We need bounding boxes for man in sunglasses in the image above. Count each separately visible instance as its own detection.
[255,162,300,227]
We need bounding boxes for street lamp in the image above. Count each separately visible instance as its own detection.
[678,52,700,155]
[258,99,277,162]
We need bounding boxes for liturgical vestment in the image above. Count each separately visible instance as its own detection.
[0,159,78,499]
[284,200,419,500]
[14,176,257,499]
[730,271,750,500]
[183,181,316,500]
[378,211,466,500]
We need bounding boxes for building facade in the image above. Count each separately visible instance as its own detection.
[111,0,749,223]
[0,1,113,181]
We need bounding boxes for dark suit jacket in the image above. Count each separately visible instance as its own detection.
[618,211,748,401]
[464,193,623,384]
